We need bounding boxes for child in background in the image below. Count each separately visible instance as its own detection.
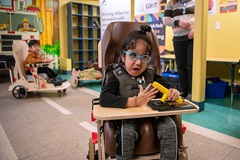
[99,25,180,160]
[23,40,66,86]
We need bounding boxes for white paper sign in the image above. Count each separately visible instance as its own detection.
[99,0,131,36]
[135,0,159,15]
[208,0,216,14]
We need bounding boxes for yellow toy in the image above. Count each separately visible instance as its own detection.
[152,81,183,104]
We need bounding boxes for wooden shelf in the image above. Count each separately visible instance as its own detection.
[67,2,100,70]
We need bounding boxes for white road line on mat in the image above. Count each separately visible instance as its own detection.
[41,97,72,115]
[80,87,100,97]
[0,123,18,160]
[79,122,97,133]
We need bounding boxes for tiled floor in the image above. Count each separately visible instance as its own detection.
[183,94,240,139]
[1,72,240,160]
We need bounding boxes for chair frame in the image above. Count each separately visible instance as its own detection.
[88,98,199,160]
[8,40,70,99]
[0,60,13,83]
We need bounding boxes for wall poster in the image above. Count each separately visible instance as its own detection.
[0,0,14,10]
[99,0,131,37]
[134,0,167,55]
[220,0,238,13]
[208,0,216,14]
[0,0,60,70]
[45,0,53,12]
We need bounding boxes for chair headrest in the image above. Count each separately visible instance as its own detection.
[12,40,29,63]
[101,21,161,74]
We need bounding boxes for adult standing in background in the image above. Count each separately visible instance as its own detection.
[163,0,195,99]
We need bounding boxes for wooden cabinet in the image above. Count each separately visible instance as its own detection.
[67,2,100,70]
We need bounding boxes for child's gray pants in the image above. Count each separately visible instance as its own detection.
[116,116,178,160]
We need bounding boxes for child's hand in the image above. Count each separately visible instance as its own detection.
[168,88,180,101]
[137,84,159,106]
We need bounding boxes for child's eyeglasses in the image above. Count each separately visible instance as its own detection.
[123,50,151,64]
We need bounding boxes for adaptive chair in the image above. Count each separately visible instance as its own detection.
[8,40,70,99]
[88,22,198,160]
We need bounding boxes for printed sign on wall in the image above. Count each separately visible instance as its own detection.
[134,0,167,55]
[99,0,131,36]
[135,0,159,15]
[220,0,238,13]
[208,0,216,14]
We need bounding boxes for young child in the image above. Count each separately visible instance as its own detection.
[99,25,180,160]
[23,40,65,86]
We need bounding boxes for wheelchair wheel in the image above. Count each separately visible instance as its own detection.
[78,81,84,87]
[58,91,61,97]
[12,85,27,99]
[88,137,96,160]
[179,141,188,160]
[70,75,78,87]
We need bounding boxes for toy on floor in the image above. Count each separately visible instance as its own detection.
[70,68,102,87]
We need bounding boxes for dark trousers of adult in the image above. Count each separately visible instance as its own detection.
[26,67,58,79]
[173,39,193,95]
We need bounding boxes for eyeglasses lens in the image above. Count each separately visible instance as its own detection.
[141,55,150,63]
[129,52,138,60]
[124,50,151,63]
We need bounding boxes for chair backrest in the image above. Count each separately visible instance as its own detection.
[12,40,29,79]
[101,21,161,75]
